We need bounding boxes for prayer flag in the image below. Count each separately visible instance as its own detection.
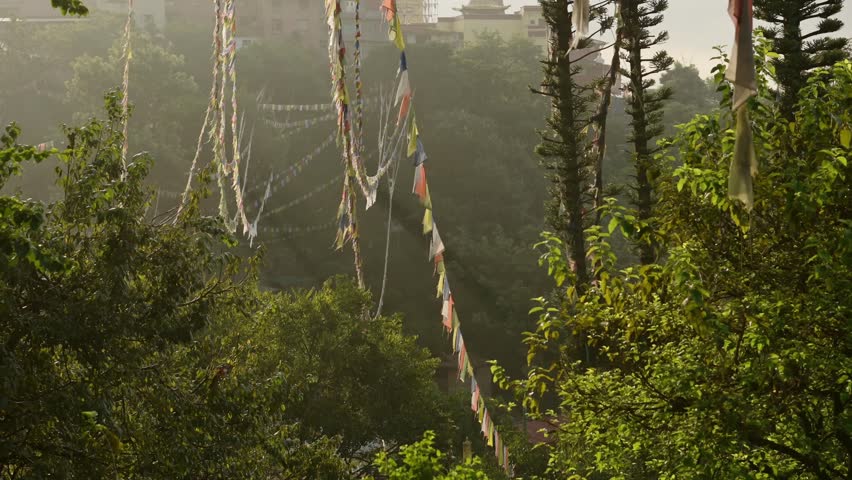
[430,224,445,260]
[458,341,467,380]
[434,253,445,274]
[398,94,411,124]
[503,446,509,471]
[423,208,433,234]
[728,107,758,210]
[726,0,757,110]
[408,117,419,157]
[726,0,758,210]
[414,139,428,166]
[412,165,431,208]
[442,296,455,332]
[381,0,396,21]
[571,0,590,50]
[392,16,405,50]
[395,70,411,105]
[452,306,459,331]
[471,381,480,412]
[481,409,490,439]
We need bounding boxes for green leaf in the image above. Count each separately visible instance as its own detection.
[840,129,851,149]
[608,217,619,234]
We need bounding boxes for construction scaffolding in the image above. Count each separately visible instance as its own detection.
[422,0,437,23]
[397,0,436,23]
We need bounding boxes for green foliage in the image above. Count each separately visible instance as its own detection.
[660,62,719,135]
[0,124,59,275]
[754,0,850,116]
[0,97,454,478]
[620,0,674,265]
[65,31,203,180]
[51,0,88,16]
[534,0,613,285]
[368,431,492,480]
[496,59,852,479]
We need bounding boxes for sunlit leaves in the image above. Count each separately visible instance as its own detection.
[500,58,852,479]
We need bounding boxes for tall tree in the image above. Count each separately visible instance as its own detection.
[660,62,717,134]
[497,55,852,480]
[755,0,849,116]
[620,0,673,264]
[534,0,603,288]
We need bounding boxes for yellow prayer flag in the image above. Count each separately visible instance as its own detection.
[423,208,433,234]
[408,117,419,157]
[392,16,406,51]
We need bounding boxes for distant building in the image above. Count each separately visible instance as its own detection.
[165,0,325,50]
[430,0,548,53]
[407,0,613,86]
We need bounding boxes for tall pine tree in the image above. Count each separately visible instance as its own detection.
[621,0,673,264]
[755,0,849,115]
[534,0,598,288]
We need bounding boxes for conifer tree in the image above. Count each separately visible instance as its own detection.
[534,0,602,288]
[620,0,673,264]
[755,0,849,115]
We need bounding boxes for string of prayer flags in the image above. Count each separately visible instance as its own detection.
[259,218,337,235]
[375,5,511,472]
[353,0,364,151]
[214,0,230,224]
[262,173,343,219]
[244,131,334,195]
[334,183,353,250]
[175,0,250,236]
[570,0,590,51]
[225,0,250,234]
[260,102,333,112]
[726,0,758,210]
[264,113,336,130]
[247,172,273,246]
[396,53,412,124]
[176,0,223,221]
[259,98,373,112]
[119,0,133,173]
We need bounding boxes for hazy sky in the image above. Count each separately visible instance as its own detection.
[437,0,852,77]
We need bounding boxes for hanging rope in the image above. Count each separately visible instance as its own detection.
[174,0,249,236]
[327,0,366,288]
[261,173,343,219]
[176,0,223,221]
[354,0,364,153]
[224,0,250,234]
[119,0,134,175]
